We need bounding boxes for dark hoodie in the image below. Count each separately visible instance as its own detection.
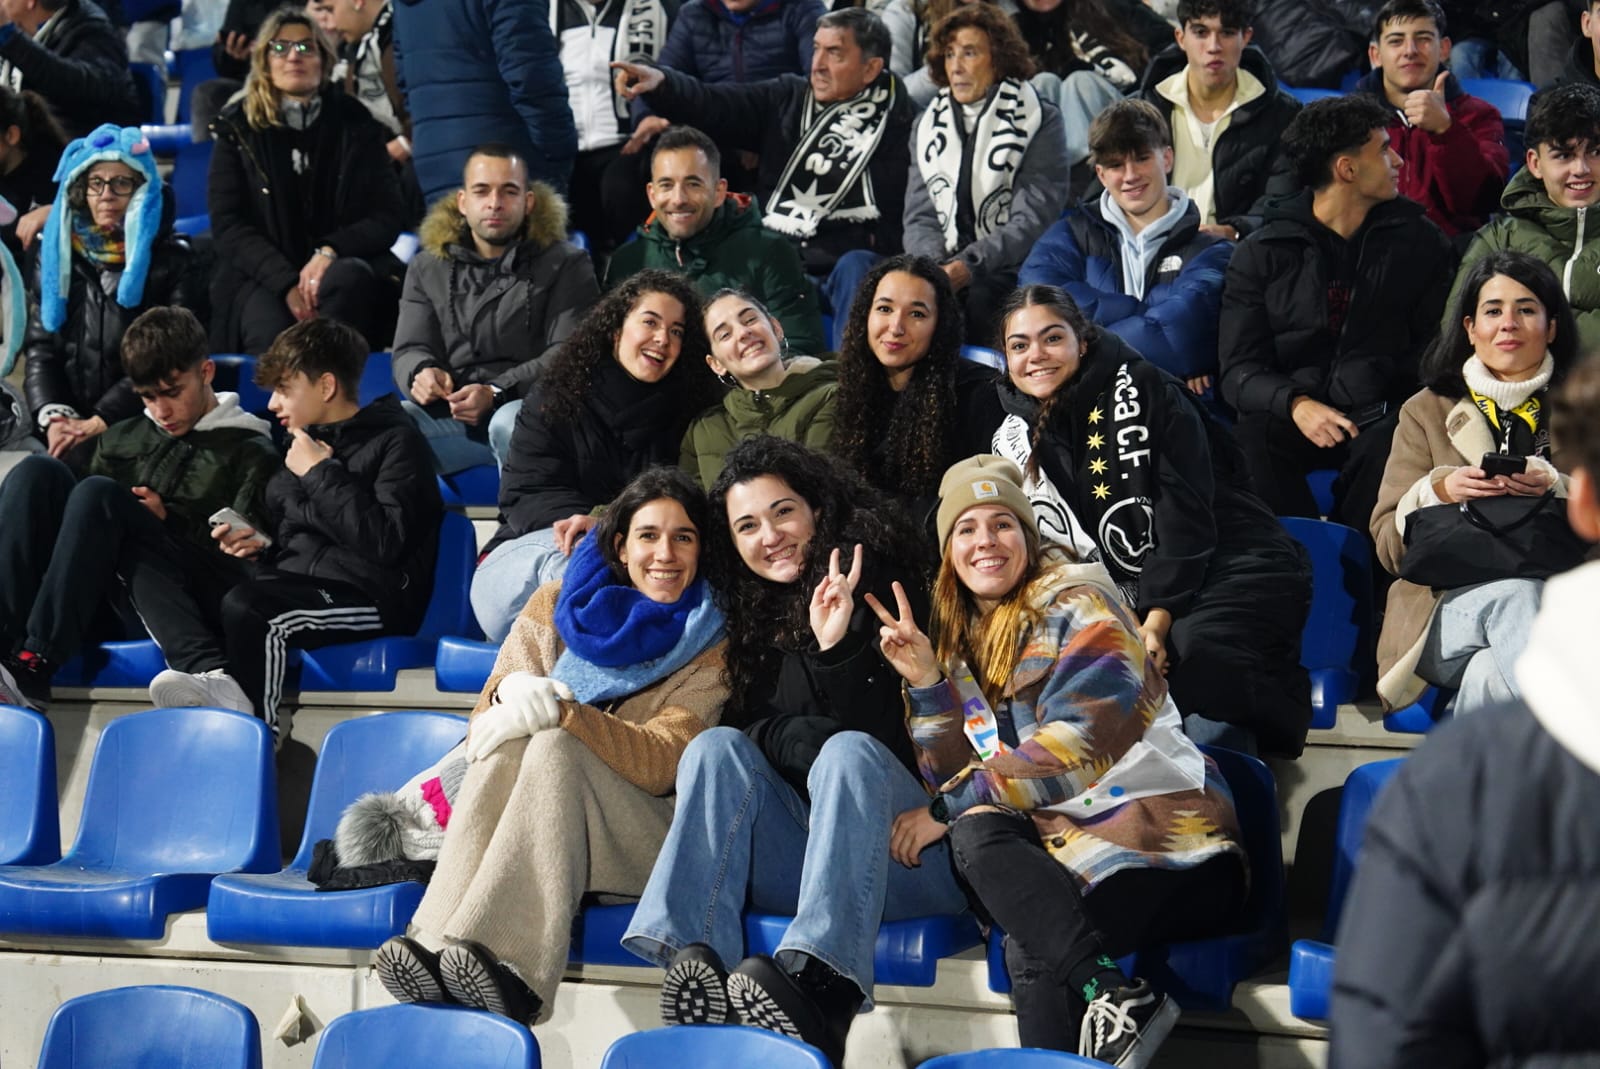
[263,393,443,632]
[1557,31,1600,90]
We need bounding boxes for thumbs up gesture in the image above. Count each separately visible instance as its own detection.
[1403,70,1453,135]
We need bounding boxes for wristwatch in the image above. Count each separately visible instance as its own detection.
[928,795,950,824]
[314,245,338,260]
[488,383,506,407]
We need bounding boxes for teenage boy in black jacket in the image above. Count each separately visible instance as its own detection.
[146,318,443,745]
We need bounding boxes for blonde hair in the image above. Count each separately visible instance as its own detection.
[243,7,337,130]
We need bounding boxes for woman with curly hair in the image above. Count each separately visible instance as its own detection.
[620,434,965,1068]
[470,268,718,640]
[830,254,1000,519]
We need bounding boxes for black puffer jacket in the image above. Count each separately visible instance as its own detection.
[0,0,140,137]
[263,394,442,632]
[1218,190,1455,420]
[1136,45,1301,238]
[488,357,694,554]
[22,188,194,431]
[208,91,407,350]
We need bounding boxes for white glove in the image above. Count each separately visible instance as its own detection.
[465,672,576,761]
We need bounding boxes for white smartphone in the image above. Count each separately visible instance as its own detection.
[208,507,272,548]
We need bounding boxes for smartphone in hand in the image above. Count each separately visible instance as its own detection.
[1479,452,1529,478]
[208,507,273,548]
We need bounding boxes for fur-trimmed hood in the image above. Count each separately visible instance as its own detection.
[418,180,569,260]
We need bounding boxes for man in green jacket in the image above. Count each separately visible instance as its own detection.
[1448,82,1600,354]
[0,307,281,711]
[604,125,828,355]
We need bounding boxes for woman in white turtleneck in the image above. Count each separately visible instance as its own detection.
[1371,250,1581,717]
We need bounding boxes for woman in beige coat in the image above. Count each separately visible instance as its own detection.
[374,466,728,1024]
[1372,250,1579,714]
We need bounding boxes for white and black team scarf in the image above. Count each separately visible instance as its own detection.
[550,0,670,121]
[764,76,897,240]
[914,77,1042,255]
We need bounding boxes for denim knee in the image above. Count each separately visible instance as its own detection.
[806,730,892,795]
[679,725,761,782]
[488,400,521,466]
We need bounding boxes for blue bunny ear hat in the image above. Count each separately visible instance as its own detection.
[39,123,163,332]
[0,193,23,376]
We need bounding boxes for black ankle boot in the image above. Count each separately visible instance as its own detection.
[727,953,863,1067]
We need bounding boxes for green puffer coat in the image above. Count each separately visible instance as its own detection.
[1448,167,1600,354]
[680,356,838,489]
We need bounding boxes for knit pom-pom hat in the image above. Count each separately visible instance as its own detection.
[333,740,470,866]
[40,123,164,332]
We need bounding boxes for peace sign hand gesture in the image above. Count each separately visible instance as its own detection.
[864,581,942,688]
[809,544,864,652]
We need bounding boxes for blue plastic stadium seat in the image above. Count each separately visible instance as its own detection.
[130,62,166,125]
[172,47,218,124]
[313,1003,539,1068]
[1461,78,1533,172]
[38,985,262,1069]
[52,638,169,688]
[438,464,501,508]
[211,353,275,415]
[1304,468,1337,517]
[1285,86,1342,105]
[140,122,192,153]
[172,138,213,234]
[986,747,1286,1012]
[1383,684,1456,734]
[0,707,279,939]
[360,352,398,405]
[919,1050,1110,1068]
[570,230,590,251]
[745,911,983,987]
[1287,759,1403,1020]
[569,902,651,966]
[602,1026,826,1069]
[1280,518,1374,730]
[435,636,499,694]
[0,705,60,865]
[208,711,467,948]
[960,345,1004,372]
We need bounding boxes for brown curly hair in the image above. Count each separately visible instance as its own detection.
[829,254,966,500]
[925,2,1036,88]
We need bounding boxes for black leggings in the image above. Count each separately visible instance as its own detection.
[948,807,1246,1051]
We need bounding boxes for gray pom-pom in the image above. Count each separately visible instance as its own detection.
[334,792,416,867]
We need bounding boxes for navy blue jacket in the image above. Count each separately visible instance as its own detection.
[1019,197,1232,381]
[651,0,822,90]
[393,0,577,203]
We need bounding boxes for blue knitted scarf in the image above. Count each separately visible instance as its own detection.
[552,532,725,705]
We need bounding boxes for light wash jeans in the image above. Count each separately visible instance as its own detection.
[469,527,572,641]
[402,399,521,474]
[621,727,970,1009]
[1448,39,1525,81]
[1416,577,1543,716]
[1030,69,1124,166]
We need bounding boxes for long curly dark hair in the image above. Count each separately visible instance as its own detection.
[707,435,928,724]
[830,254,965,499]
[540,269,717,427]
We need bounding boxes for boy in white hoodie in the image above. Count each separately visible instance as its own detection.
[0,307,280,710]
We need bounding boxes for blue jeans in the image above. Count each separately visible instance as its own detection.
[1416,577,1542,716]
[402,399,521,474]
[468,527,572,641]
[819,250,885,351]
[621,727,969,1008]
[1030,69,1123,166]
[1448,39,1525,81]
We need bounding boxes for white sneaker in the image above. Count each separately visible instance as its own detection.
[149,668,254,717]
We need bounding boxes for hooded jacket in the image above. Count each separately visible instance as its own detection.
[0,0,141,138]
[680,356,837,489]
[1137,45,1302,239]
[263,393,442,631]
[391,184,599,402]
[89,390,281,558]
[1448,166,1600,356]
[23,125,194,431]
[1019,193,1232,381]
[1558,31,1600,89]
[1351,68,1507,238]
[652,0,822,89]
[1219,189,1455,420]
[1330,562,1600,1069]
[604,194,827,355]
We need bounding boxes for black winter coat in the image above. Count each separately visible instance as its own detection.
[1218,190,1455,421]
[643,67,913,271]
[207,91,407,350]
[22,198,194,429]
[263,394,442,632]
[1135,45,1301,238]
[488,357,694,554]
[0,0,140,137]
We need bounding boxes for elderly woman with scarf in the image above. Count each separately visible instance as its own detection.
[21,123,192,464]
[373,465,728,1025]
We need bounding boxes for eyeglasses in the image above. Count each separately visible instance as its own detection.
[85,175,141,197]
[267,38,315,56]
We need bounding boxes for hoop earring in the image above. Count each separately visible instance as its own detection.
[718,371,740,388]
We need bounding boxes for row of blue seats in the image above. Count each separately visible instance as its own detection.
[0,703,1285,1014]
[1284,77,1534,170]
[36,988,1119,1068]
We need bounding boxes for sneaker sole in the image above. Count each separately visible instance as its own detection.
[661,956,731,1026]
[440,944,509,1017]
[374,940,445,1005]
[1113,996,1181,1069]
[726,971,804,1041]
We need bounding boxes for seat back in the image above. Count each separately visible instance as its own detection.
[290,711,468,868]
[1285,86,1342,105]
[130,62,166,124]
[1323,759,1404,941]
[601,1026,827,1069]
[1279,517,1372,676]
[1461,78,1534,171]
[38,985,262,1069]
[415,512,483,641]
[69,707,279,875]
[360,352,398,405]
[960,345,1004,372]
[0,705,59,865]
[918,1050,1110,1068]
[172,46,218,124]
[311,1004,538,1068]
[1200,745,1287,940]
[210,354,275,416]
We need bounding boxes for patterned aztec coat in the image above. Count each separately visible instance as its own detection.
[905,558,1246,892]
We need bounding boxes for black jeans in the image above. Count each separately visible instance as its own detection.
[948,807,1246,1051]
[234,256,397,355]
[1229,408,1398,530]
